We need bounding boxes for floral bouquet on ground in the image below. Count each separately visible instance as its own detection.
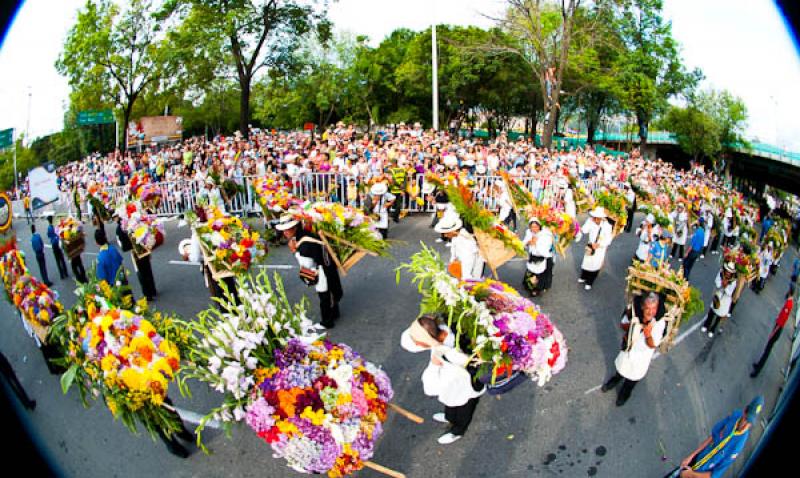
[398,244,567,387]
[526,203,580,257]
[13,275,63,328]
[118,201,165,257]
[444,183,525,257]
[183,271,398,478]
[193,207,268,275]
[52,274,192,439]
[252,176,301,218]
[298,201,390,262]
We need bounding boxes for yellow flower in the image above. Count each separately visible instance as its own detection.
[107,399,119,417]
[300,406,326,426]
[363,383,378,401]
[336,393,352,406]
[276,420,298,436]
[120,368,147,391]
[100,354,119,372]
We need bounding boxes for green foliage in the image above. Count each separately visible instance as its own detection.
[661,106,721,161]
[681,286,704,322]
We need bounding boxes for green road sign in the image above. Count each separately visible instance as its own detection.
[0,128,12,149]
[77,109,115,125]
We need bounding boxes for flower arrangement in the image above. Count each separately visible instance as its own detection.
[498,171,534,212]
[139,184,163,210]
[398,244,567,387]
[526,202,580,256]
[723,246,759,278]
[638,204,672,228]
[51,274,192,439]
[593,189,628,228]
[13,275,63,328]
[252,176,301,217]
[250,338,393,476]
[298,201,390,260]
[0,243,27,298]
[183,271,396,476]
[567,175,591,212]
[443,183,525,256]
[57,216,84,244]
[626,260,704,323]
[118,201,165,256]
[194,207,268,274]
[128,171,151,198]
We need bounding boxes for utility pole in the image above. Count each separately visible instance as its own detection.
[12,128,18,194]
[432,22,439,131]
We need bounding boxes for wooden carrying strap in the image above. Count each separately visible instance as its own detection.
[364,461,406,478]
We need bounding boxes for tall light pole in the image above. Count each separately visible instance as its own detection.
[432,21,439,131]
[25,86,32,146]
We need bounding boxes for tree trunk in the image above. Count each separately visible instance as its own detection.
[123,103,133,151]
[239,75,252,139]
[637,112,648,146]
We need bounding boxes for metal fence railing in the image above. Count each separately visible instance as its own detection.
[90,173,618,219]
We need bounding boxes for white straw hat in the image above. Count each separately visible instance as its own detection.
[589,207,607,219]
[434,216,463,234]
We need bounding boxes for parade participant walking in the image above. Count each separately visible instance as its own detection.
[602,292,666,406]
[683,217,706,279]
[753,243,774,294]
[434,216,484,281]
[30,225,53,286]
[522,218,554,297]
[115,217,157,301]
[702,262,737,338]
[277,214,343,329]
[94,228,125,287]
[365,182,395,239]
[46,216,69,280]
[649,231,672,268]
[751,287,794,377]
[670,203,689,260]
[400,314,485,445]
[69,249,88,284]
[388,159,407,223]
[664,396,763,478]
[495,182,516,231]
[635,214,658,263]
[23,194,32,224]
[577,207,613,290]
[721,208,738,248]
[624,184,636,233]
[701,206,714,258]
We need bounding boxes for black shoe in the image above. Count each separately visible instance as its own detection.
[601,380,614,393]
[44,282,54,287]
[25,400,36,410]
[321,322,335,329]
[615,396,628,407]
[165,440,190,458]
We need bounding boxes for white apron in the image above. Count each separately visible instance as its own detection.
[580,219,613,272]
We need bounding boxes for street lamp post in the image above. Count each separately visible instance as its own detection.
[432,22,439,131]
[115,103,121,151]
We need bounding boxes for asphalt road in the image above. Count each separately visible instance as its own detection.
[2,213,796,478]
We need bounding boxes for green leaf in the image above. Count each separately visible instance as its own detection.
[60,364,79,395]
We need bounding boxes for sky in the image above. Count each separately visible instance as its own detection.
[0,0,798,151]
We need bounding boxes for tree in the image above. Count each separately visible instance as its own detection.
[615,0,701,145]
[57,0,171,150]
[164,0,332,138]
[660,106,720,162]
[498,0,605,149]
[695,89,748,149]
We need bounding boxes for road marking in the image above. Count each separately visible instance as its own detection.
[169,260,293,269]
[583,317,706,394]
[174,407,221,429]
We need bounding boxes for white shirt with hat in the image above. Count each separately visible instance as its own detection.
[400,325,484,407]
[523,227,554,274]
[451,229,485,281]
[669,210,688,245]
[370,191,395,229]
[578,218,613,271]
[712,272,737,317]
[614,313,666,381]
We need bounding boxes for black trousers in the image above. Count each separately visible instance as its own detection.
[391,194,404,222]
[703,309,723,334]
[683,250,701,278]
[709,234,720,253]
[503,210,517,232]
[318,290,341,327]
[378,227,388,239]
[752,328,783,375]
[671,243,685,259]
[444,396,480,436]
[156,396,193,455]
[625,208,635,232]
[70,256,87,283]
[580,268,600,286]
[52,247,69,279]
[604,372,638,403]
[134,255,157,299]
[0,351,35,407]
[34,252,50,284]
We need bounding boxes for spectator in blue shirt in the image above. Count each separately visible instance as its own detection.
[683,217,706,279]
[649,232,672,268]
[759,214,773,242]
[94,228,124,287]
[46,216,69,280]
[30,225,53,286]
[665,396,763,478]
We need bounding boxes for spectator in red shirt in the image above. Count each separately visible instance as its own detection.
[751,286,795,377]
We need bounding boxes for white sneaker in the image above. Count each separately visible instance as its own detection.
[708,332,714,338]
[578,278,585,283]
[432,413,448,424]
[700,255,705,259]
[584,284,592,290]
[435,238,443,243]
[444,243,451,248]
[701,327,707,333]
[678,258,683,262]
[437,433,462,445]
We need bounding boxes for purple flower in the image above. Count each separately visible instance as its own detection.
[504,333,532,362]
[274,339,309,368]
[245,397,275,433]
